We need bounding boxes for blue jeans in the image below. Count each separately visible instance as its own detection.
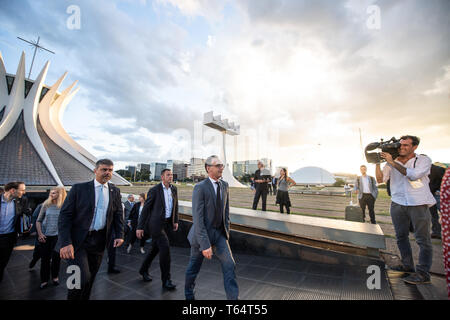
[185,228,239,300]
[390,202,433,275]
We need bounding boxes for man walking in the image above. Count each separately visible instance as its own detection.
[376,135,435,284]
[354,165,379,224]
[185,155,239,300]
[0,182,30,282]
[58,159,124,299]
[136,169,179,290]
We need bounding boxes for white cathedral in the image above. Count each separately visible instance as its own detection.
[0,51,130,186]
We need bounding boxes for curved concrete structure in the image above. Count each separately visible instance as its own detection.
[0,51,130,186]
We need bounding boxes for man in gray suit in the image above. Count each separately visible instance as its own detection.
[184,155,239,300]
[354,165,379,224]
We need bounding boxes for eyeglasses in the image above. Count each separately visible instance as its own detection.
[209,164,224,169]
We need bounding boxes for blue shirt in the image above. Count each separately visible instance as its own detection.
[162,184,173,219]
[0,195,16,234]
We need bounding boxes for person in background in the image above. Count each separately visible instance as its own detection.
[137,169,179,290]
[252,161,270,211]
[123,194,135,245]
[268,177,273,196]
[272,176,278,197]
[354,165,379,224]
[36,186,67,289]
[439,167,450,298]
[250,177,255,193]
[0,182,30,283]
[0,187,4,196]
[127,193,147,254]
[276,168,296,214]
[429,164,446,239]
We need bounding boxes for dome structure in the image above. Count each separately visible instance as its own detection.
[290,166,336,185]
[0,51,130,186]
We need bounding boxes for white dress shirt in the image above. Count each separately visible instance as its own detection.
[361,175,371,193]
[382,154,436,206]
[209,177,222,199]
[162,184,173,219]
[90,179,110,230]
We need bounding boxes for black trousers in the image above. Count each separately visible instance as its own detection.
[127,227,147,247]
[359,194,376,224]
[0,232,16,283]
[67,229,106,300]
[273,185,277,196]
[268,184,273,195]
[140,221,172,282]
[252,187,268,211]
[40,235,60,283]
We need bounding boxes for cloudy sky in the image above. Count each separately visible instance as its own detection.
[0,0,449,175]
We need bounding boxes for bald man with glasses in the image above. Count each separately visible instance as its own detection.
[184,155,239,300]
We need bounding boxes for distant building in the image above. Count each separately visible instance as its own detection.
[150,162,167,181]
[137,163,150,172]
[167,160,188,181]
[187,158,206,181]
[232,159,272,177]
[233,161,246,177]
[125,165,136,175]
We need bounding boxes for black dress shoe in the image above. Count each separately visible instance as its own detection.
[162,279,176,290]
[108,267,121,274]
[139,270,152,282]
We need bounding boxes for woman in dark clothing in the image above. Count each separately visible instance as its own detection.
[36,186,67,289]
[276,168,296,214]
[126,193,148,254]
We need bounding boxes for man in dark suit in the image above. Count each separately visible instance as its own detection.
[0,181,30,282]
[184,155,239,300]
[58,159,124,300]
[252,161,270,211]
[123,194,134,249]
[136,169,179,290]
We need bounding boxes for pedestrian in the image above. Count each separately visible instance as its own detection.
[35,186,67,289]
[58,159,124,300]
[185,155,239,300]
[126,193,148,254]
[276,168,296,214]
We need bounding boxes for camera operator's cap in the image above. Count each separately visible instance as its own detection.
[206,155,223,166]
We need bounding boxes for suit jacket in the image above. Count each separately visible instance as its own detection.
[187,178,230,251]
[0,196,31,242]
[123,200,135,221]
[129,202,144,230]
[354,175,378,200]
[137,183,179,238]
[57,180,124,252]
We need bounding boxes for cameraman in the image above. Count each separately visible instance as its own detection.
[375,135,436,285]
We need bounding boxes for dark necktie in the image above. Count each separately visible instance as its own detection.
[214,181,222,228]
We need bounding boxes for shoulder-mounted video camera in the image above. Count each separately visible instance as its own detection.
[365,137,401,164]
